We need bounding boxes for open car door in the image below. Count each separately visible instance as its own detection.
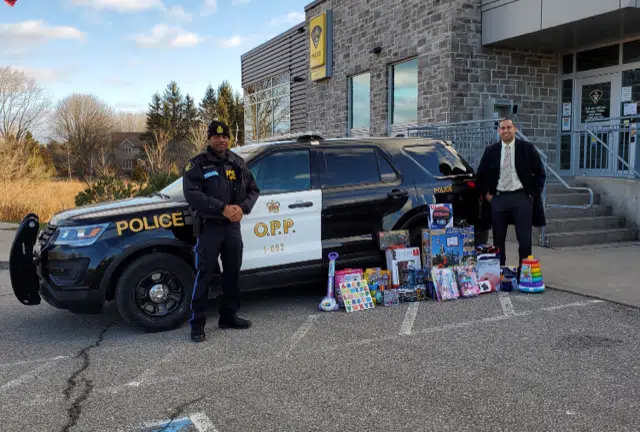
[9,213,41,305]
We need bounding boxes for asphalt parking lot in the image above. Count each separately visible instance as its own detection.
[0,269,639,432]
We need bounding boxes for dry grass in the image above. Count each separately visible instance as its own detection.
[0,179,86,223]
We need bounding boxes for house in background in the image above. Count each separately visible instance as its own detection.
[112,132,144,173]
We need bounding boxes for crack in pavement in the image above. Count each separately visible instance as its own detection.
[60,322,113,432]
[154,396,206,432]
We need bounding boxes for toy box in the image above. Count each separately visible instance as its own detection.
[429,203,454,229]
[338,279,375,312]
[429,227,476,269]
[431,266,460,301]
[378,230,410,250]
[476,253,501,292]
[334,268,363,307]
[385,247,422,287]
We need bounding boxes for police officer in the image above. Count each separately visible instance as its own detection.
[182,120,260,343]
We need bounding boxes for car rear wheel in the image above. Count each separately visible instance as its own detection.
[115,253,194,332]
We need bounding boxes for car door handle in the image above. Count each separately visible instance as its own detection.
[289,201,313,209]
[387,189,408,200]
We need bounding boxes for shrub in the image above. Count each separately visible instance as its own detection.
[74,172,181,206]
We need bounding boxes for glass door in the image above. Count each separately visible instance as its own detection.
[574,74,621,176]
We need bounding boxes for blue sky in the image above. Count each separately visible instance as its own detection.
[0,0,307,112]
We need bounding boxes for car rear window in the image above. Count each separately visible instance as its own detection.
[404,144,473,176]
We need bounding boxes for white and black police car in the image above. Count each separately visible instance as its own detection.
[9,135,488,332]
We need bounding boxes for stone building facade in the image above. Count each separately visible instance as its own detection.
[242,0,640,174]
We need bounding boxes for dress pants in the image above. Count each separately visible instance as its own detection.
[189,221,243,333]
[491,189,533,267]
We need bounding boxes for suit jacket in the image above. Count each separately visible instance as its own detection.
[475,138,547,228]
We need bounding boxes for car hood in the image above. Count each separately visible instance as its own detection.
[49,196,186,226]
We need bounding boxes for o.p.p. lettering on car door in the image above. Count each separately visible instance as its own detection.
[253,219,295,237]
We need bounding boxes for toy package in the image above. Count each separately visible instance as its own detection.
[429,228,476,269]
[378,230,410,250]
[334,268,363,307]
[476,253,501,293]
[383,288,400,306]
[429,203,453,229]
[431,266,460,301]
[385,247,422,287]
[338,279,375,312]
[455,265,481,297]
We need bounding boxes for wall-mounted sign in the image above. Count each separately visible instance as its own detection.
[309,10,333,81]
[581,83,610,123]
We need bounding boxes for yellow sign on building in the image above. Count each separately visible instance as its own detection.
[309,10,333,81]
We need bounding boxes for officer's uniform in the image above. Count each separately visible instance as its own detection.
[182,121,260,341]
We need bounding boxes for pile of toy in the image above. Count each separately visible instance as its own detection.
[318,203,545,313]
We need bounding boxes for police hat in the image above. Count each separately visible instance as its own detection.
[208,120,230,139]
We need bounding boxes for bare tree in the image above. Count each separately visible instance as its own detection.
[51,94,115,179]
[0,66,51,141]
[113,111,146,132]
[186,121,208,157]
[140,129,171,176]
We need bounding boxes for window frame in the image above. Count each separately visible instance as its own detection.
[246,147,313,196]
[347,71,371,136]
[387,57,419,134]
[318,145,400,190]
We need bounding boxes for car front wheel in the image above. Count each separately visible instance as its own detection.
[115,253,194,332]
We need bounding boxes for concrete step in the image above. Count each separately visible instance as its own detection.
[544,228,638,248]
[546,192,599,206]
[545,184,593,194]
[543,216,624,233]
[544,204,611,219]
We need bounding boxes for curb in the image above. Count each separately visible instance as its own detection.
[546,284,639,310]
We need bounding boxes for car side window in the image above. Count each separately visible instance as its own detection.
[404,144,473,176]
[321,147,383,188]
[249,149,311,195]
[377,151,399,182]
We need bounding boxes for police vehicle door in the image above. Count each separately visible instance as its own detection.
[240,148,321,271]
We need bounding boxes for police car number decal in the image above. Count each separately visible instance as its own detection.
[115,212,185,235]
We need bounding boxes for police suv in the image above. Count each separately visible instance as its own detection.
[9,135,488,332]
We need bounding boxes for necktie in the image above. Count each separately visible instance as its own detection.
[502,145,513,190]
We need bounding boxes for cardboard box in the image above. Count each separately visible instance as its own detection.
[385,247,422,287]
[378,230,409,250]
[429,204,453,229]
[429,227,476,268]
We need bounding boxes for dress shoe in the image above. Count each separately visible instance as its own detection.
[191,329,206,343]
[218,315,251,329]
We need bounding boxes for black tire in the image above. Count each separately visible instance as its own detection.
[115,253,194,332]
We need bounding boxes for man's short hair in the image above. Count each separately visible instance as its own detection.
[499,117,516,127]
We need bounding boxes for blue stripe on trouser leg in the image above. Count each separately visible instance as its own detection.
[189,237,199,328]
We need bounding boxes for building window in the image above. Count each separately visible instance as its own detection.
[243,73,290,142]
[576,44,619,72]
[122,160,133,170]
[123,146,131,154]
[390,58,418,125]
[560,79,573,171]
[562,54,573,74]
[623,39,640,64]
[348,72,370,132]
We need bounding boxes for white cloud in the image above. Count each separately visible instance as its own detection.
[166,5,191,23]
[201,0,217,16]
[72,0,164,12]
[129,24,204,48]
[268,12,305,26]
[216,35,243,48]
[0,20,86,49]
[14,66,68,84]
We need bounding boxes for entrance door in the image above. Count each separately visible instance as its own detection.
[575,74,621,175]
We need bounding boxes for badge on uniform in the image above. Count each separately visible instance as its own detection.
[226,169,236,181]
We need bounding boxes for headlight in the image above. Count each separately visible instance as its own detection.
[52,223,109,247]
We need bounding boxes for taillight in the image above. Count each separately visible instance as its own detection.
[465,180,476,188]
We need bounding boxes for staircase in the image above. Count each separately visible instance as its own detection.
[502,180,638,247]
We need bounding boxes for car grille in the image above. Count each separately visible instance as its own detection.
[39,224,57,248]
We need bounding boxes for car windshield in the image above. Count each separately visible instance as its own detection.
[157,146,260,200]
[404,143,474,177]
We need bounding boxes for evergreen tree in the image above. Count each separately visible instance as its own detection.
[216,80,234,127]
[145,92,163,134]
[199,84,217,124]
[183,94,200,132]
[233,92,245,145]
[161,81,185,141]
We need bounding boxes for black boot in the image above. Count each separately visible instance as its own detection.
[218,314,251,329]
[191,328,206,343]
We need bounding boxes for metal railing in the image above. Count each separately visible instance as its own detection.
[574,116,640,179]
[407,119,595,247]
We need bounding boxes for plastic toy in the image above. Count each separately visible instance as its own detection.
[339,280,375,312]
[518,256,545,293]
[319,252,340,311]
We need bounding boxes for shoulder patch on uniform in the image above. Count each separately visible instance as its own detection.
[185,161,194,172]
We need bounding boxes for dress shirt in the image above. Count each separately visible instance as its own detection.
[497,139,523,192]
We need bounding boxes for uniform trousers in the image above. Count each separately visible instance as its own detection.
[189,221,243,332]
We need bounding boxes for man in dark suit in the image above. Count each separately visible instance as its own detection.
[476,118,547,270]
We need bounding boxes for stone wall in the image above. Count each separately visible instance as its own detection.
[303,0,560,162]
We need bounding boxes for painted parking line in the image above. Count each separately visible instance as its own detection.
[498,292,516,316]
[399,302,419,335]
[0,357,66,392]
[141,412,218,432]
[0,355,69,368]
[281,314,319,358]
